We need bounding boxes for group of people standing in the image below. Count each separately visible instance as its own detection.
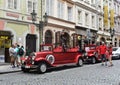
[9,43,25,68]
[97,42,113,67]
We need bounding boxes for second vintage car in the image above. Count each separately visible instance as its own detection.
[83,44,101,64]
[21,44,84,73]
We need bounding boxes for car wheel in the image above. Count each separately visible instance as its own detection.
[91,57,96,64]
[37,63,47,73]
[119,55,120,59]
[77,58,83,67]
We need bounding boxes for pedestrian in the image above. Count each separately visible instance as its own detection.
[18,46,25,65]
[107,42,113,67]
[14,44,20,67]
[9,44,15,68]
[77,35,82,52]
[99,42,107,66]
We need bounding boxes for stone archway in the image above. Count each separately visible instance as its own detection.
[100,37,106,43]
[64,32,70,47]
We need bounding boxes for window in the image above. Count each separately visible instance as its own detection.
[58,1,64,19]
[99,18,102,30]
[46,0,54,16]
[91,0,95,4]
[7,0,19,10]
[28,1,32,13]
[27,0,37,14]
[68,6,72,21]
[78,10,82,23]
[85,13,89,26]
[92,15,95,27]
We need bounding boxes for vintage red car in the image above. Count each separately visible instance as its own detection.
[83,44,101,64]
[21,44,84,73]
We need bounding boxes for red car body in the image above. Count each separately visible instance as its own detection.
[21,44,84,73]
[83,44,101,64]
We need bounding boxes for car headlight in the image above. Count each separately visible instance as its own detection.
[29,52,36,60]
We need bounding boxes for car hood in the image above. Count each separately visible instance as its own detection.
[112,51,120,54]
[36,51,52,55]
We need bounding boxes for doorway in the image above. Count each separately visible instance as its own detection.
[26,34,36,56]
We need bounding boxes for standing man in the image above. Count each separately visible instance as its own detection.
[77,35,82,52]
[18,46,25,65]
[99,42,107,66]
[60,31,67,52]
[9,44,15,68]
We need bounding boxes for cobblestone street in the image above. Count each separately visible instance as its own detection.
[0,60,120,85]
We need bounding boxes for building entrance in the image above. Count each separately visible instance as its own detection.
[0,31,12,63]
[26,34,36,56]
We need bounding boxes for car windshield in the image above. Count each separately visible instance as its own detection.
[41,46,52,51]
[85,46,95,51]
[112,48,118,51]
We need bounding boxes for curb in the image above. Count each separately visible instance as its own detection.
[0,70,21,74]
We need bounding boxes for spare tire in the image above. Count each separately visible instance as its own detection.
[46,55,55,64]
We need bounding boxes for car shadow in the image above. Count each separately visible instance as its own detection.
[22,65,80,74]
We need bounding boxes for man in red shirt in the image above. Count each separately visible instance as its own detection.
[99,42,107,66]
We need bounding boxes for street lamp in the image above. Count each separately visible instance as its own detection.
[31,2,48,50]
[109,27,115,42]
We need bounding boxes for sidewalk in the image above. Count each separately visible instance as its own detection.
[0,63,21,74]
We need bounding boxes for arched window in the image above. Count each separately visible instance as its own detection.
[45,30,52,44]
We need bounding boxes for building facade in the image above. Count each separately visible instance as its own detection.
[74,0,98,46]
[0,0,40,63]
[74,0,120,46]
[0,0,120,63]
[44,0,76,47]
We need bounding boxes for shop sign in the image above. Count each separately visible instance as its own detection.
[0,36,8,39]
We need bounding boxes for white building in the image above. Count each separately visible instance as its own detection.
[73,0,120,46]
[73,0,99,44]
[44,0,76,47]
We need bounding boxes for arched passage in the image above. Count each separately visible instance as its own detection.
[100,37,106,43]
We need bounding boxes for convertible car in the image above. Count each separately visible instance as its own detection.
[21,44,84,73]
[83,44,101,64]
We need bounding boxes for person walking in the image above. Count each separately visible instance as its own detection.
[99,42,107,66]
[107,42,113,67]
[14,44,20,67]
[9,44,15,68]
[18,45,25,65]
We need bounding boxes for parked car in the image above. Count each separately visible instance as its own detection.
[112,47,120,59]
[21,44,84,73]
[83,44,101,64]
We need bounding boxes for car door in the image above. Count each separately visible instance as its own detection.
[53,52,66,65]
[62,49,78,63]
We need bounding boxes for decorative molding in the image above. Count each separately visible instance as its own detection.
[6,12,19,18]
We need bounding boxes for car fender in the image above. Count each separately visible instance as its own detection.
[75,54,83,63]
[34,57,52,66]
[88,54,94,57]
